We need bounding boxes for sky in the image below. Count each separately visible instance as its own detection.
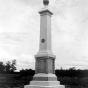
[0,0,88,71]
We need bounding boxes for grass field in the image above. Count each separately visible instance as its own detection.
[0,74,88,88]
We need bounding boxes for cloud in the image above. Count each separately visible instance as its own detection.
[16,53,35,70]
[51,0,88,69]
[0,0,39,33]
[17,0,41,6]
[0,48,16,62]
[0,47,35,70]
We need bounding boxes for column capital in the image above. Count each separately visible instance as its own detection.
[39,6,53,16]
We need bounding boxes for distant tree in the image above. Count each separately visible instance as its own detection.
[20,68,25,72]
[5,61,12,73]
[69,67,76,70]
[10,59,17,72]
[20,68,35,76]
[5,59,17,73]
[28,69,35,76]
[0,62,5,73]
[68,67,76,77]
[60,67,63,70]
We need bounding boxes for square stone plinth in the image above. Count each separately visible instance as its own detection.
[24,80,65,88]
[33,73,57,81]
[30,81,60,86]
[24,74,65,88]
[24,85,65,88]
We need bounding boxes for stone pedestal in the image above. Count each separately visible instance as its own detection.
[24,73,65,88]
[24,53,65,88]
[35,53,56,74]
[24,84,65,88]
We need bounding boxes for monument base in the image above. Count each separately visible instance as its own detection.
[24,81,65,88]
[24,74,65,88]
[33,73,57,81]
[24,85,65,88]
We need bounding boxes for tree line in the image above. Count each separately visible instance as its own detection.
[1,60,88,87]
[0,59,16,73]
[19,67,88,78]
[1,60,88,78]
[56,67,88,78]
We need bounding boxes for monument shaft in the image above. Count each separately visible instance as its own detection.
[34,7,56,75]
[39,10,52,52]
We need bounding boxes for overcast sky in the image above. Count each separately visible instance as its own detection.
[0,0,88,71]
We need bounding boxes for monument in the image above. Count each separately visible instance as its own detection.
[24,0,65,88]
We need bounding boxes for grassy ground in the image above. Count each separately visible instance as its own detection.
[58,77,88,87]
[0,74,88,88]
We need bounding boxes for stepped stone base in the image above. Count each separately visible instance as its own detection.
[33,74,57,81]
[24,85,65,88]
[24,74,65,88]
[30,81,60,86]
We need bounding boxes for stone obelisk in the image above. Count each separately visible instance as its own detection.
[24,0,65,88]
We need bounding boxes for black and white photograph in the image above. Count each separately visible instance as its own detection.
[0,0,88,88]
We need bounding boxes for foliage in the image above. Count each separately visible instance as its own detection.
[1,66,88,87]
[0,59,17,73]
[55,67,84,78]
[5,61,12,72]
[0,62,5,73]
[10,59,17,72]
[20,68,35,77]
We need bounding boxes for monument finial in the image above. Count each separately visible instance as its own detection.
[43,0,49,6]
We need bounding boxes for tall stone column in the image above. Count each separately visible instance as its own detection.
[24,0,65,88]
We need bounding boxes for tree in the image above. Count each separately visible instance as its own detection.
[20,68,35,76]
[5,61,11,72]
[69,67,76,70]
[11,59,17,72]
[5,59,17,73]
[0,62,5,73]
